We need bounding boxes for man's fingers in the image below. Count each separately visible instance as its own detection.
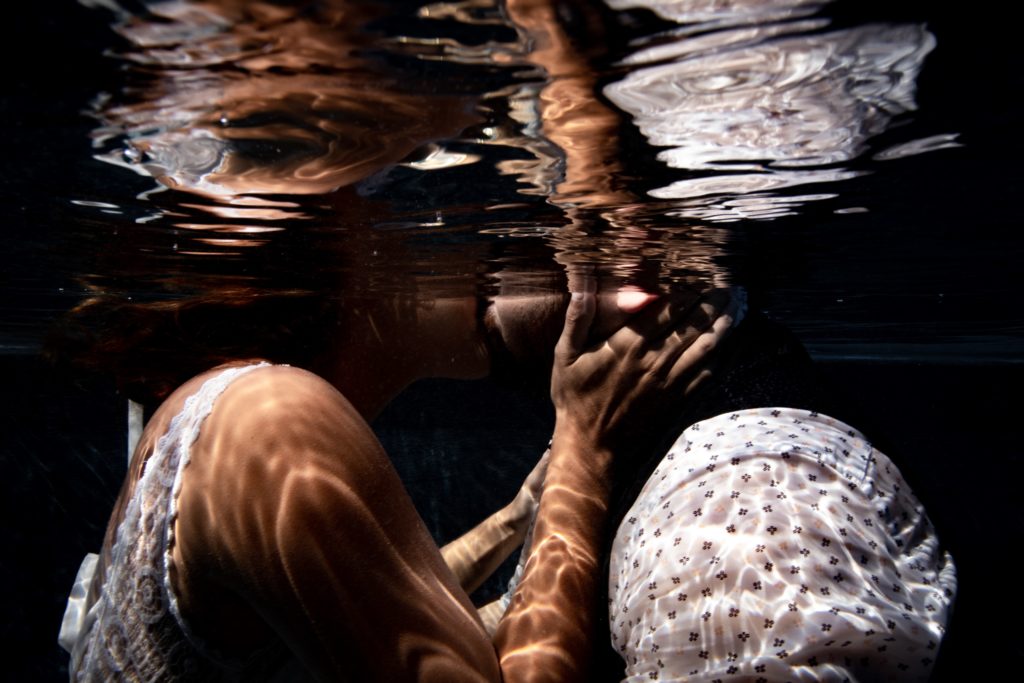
[608,287,724,352]
[556,275,597,360]
[664,300,738,387]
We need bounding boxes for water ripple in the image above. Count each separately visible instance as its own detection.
[85,0,493,221]
[606,0,831,30]
[69,0,960,297]
[605,11,936,219]
[873,133,963,161]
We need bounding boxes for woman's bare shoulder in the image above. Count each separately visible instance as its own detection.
[202,363,376,458]
[137,361,339,419]
[176,362,387,576]
[220,363,348,405]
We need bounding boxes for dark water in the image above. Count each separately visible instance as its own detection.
[1,0,1021,679]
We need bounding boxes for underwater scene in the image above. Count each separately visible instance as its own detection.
[1,0,1021,679]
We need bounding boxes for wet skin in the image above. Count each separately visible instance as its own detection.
[94,278,736,682]
[78,0,738,677]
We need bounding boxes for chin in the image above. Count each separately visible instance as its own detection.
[482,300,561,392]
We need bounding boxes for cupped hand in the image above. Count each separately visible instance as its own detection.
[551,279,739,458]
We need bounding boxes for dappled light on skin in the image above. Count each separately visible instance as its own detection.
[396,632,495,683]
[167,365,505,681]
[493,437,616,681]
[65,197,742,680]
[498,546,599,678]
[440,461,544,597]
[52,1,963,681]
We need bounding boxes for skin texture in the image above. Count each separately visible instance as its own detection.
[80,2,741,678]
[93,281,736,682]
[175,365,499,681]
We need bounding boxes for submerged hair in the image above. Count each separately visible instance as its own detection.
[47,288,338,405]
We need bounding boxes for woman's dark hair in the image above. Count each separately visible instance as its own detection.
[46,288,339,405]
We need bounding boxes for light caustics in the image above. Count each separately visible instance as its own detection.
[84,0,494,234]
[78,0,959,272]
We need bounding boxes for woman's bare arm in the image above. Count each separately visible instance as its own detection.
[441,450,549,595]
[175,288,735,682]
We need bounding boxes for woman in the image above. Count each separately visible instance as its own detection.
[56,275,740,682]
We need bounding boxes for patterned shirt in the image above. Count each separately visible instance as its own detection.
[609,408,955,682]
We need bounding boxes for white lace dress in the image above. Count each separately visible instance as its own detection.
[60,363,274,682]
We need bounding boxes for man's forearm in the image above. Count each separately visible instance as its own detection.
[492,432,613,682]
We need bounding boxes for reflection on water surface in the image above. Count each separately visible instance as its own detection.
[47,0,1007,360]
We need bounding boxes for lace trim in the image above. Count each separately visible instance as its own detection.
[73,362,270,680]
[162,363,270,662]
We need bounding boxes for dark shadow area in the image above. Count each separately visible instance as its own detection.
[817,361,1024,681]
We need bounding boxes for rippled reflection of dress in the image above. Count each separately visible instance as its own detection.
[609,408,955,682]
[59,363,282,682]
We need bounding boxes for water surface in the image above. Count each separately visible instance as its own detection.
[6,0,1016,362]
